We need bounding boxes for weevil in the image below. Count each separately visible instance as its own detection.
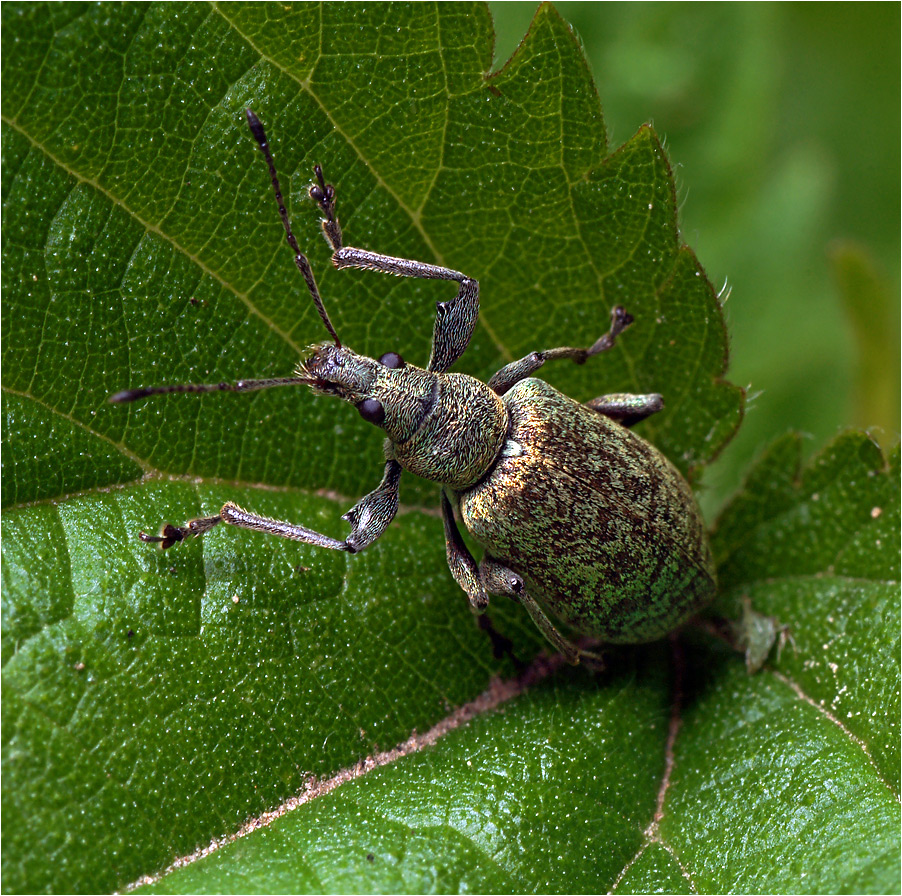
[111,109,717,666]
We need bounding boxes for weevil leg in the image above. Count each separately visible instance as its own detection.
[310,168,479,373]
[141,461,402,554]
[479,558,592,666]
[140,505,352,551]
[440,491,488,612]
[695,597,793,674]
[585,392,663,427]
[475,613,520,665]
[439,501,602,668]
[341,458,403,551]
[488,306,634,395]
[441,492,522,663]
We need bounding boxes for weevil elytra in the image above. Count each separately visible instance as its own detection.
[111,109,717,666]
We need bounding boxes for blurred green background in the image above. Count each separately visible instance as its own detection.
[489,2,900,515]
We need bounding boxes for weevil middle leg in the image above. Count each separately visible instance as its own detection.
[441,491,488,612]
[488,305,634,396]
[479,557,595,666]
[441,491,598,666]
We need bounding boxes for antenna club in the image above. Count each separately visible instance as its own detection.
[109,388,150,404]
[245,108,266,144]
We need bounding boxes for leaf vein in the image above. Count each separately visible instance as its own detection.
[212,2,515,362]
[1,384,152,475]
[0,114,304,356]
[770,668,900,801]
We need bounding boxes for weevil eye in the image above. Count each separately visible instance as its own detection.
[357,398,385,425]
[377,351,405,369]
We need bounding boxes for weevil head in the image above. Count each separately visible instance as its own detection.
[300,342,509,489]
[298,343,435,444]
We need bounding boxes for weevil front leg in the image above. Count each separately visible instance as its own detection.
[488,305,634,396]
[141,459,402,554]
[310,167,479,374]
[338,457,403,551]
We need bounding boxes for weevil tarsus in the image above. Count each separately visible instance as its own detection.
[139,514,222,550]
[309,164,342,251]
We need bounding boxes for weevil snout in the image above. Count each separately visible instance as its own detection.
[298,343,436,442]
[298,343,378,399]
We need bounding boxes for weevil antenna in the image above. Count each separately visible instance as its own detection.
[109,376,310,404]
[246,109,342,348]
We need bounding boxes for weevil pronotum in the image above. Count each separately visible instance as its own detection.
[111,110,719,666]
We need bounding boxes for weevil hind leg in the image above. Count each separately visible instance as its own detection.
[479,558,604,668]
[475,613,521,666]
[695,597,793,674]
[585,392,663,427]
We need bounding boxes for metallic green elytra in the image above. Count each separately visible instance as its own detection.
[459,378,715,652]
[110,110,717,666]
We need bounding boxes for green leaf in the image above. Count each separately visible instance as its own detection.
[519,4,900,515]
[3,3,896,894]
[711,431,901,789]
[133,433,899,896]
